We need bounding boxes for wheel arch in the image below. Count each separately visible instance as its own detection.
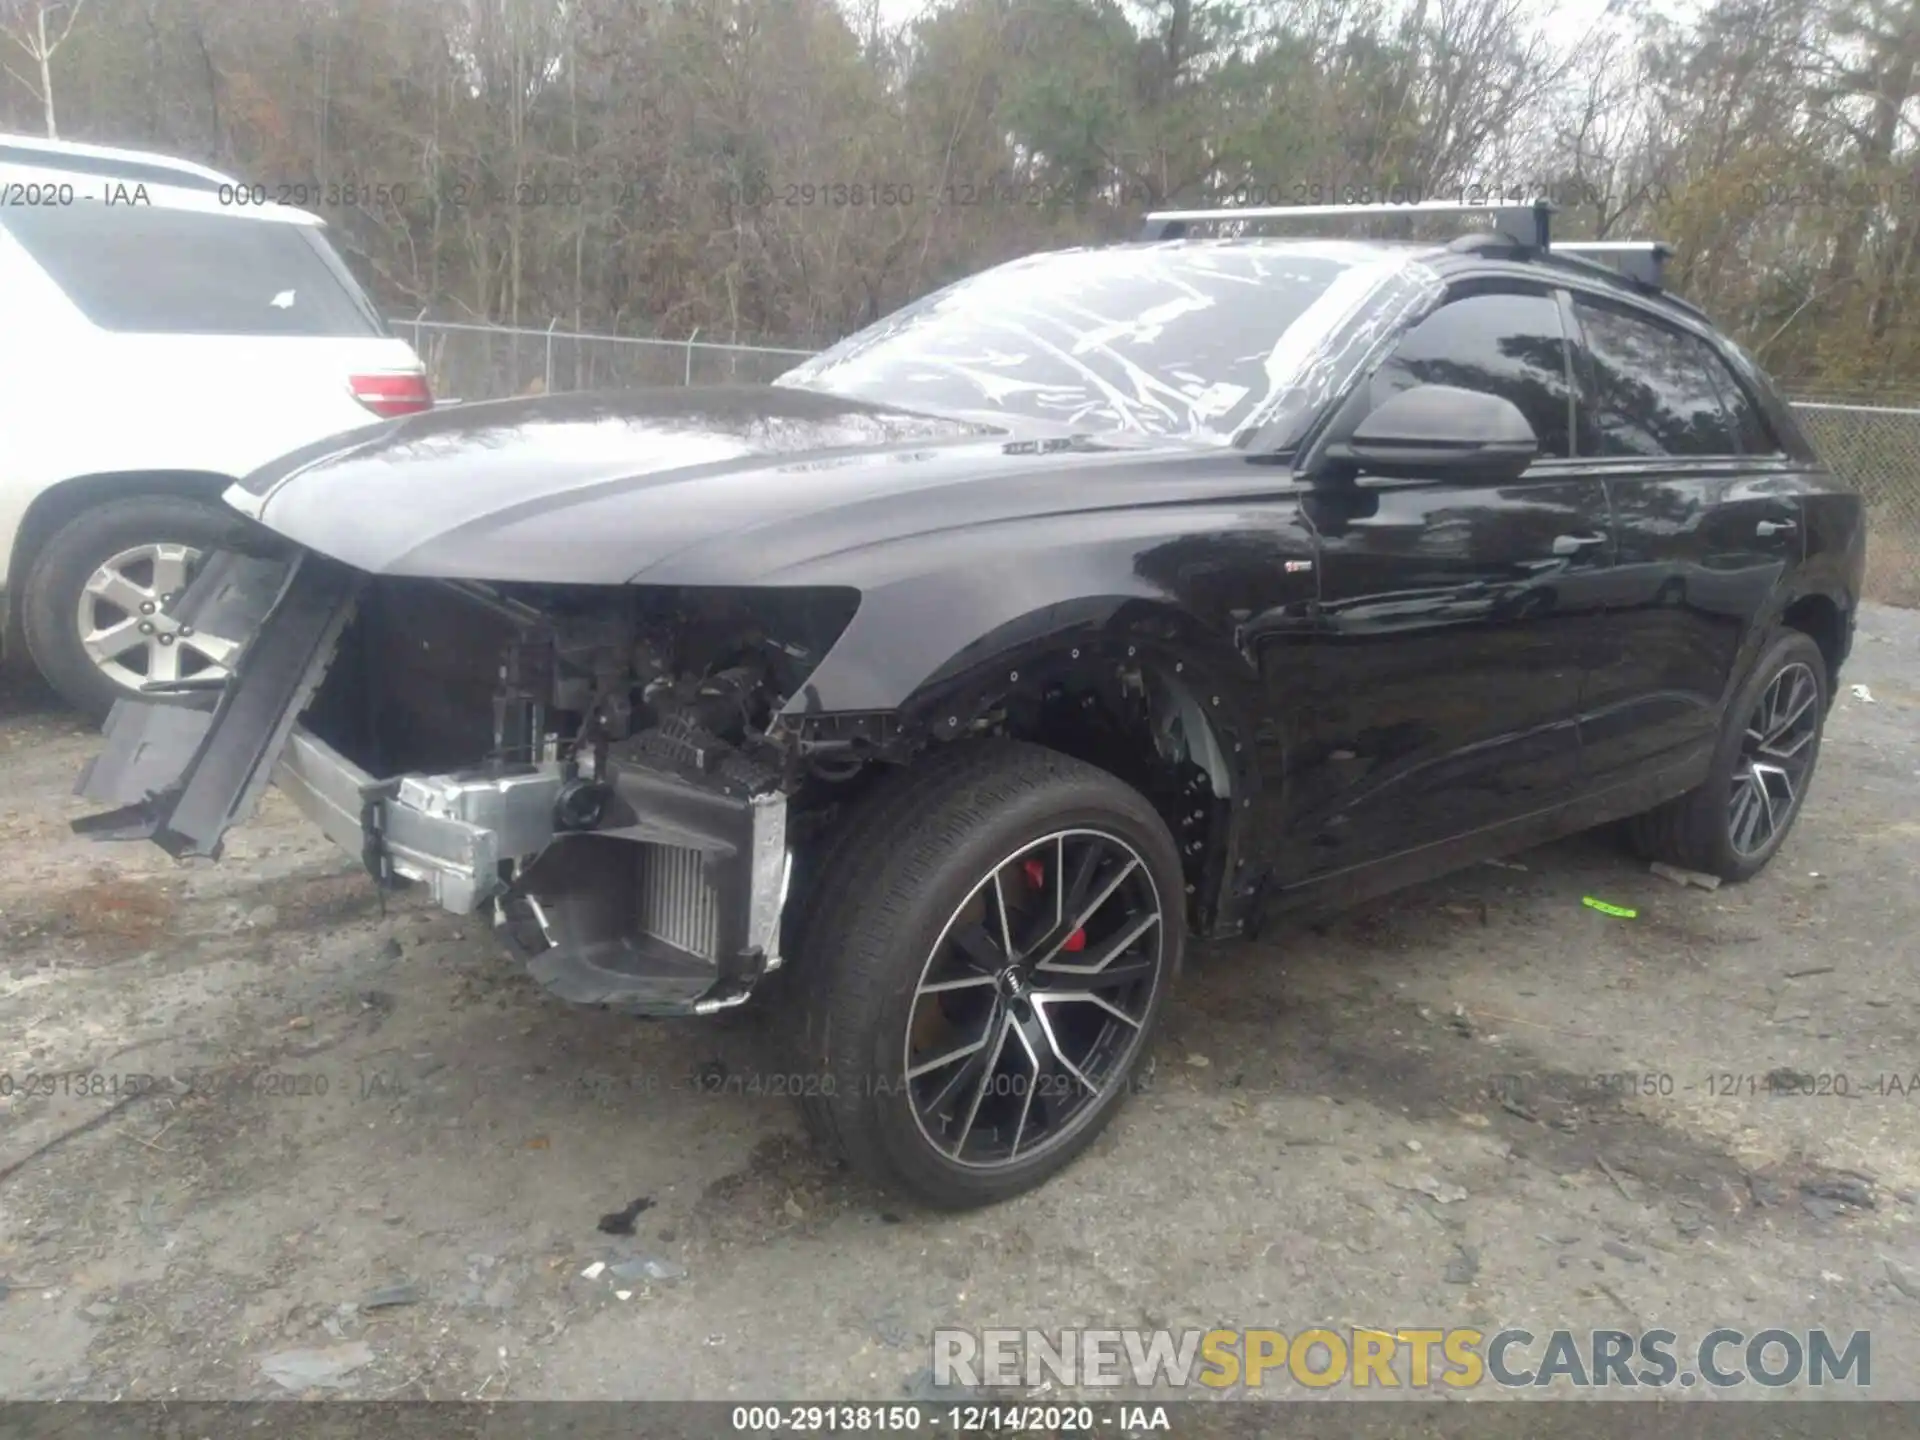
[4,471,240,670]
[1779,589,1848,696]
[6,471,238,640]
[880,598,1273,938]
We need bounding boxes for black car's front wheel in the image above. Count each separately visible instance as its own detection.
[1629,628,1829,882]
[790,741,1184,1208]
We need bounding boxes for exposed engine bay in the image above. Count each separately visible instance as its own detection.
[307,575,860,782]
[295,572,868,1013]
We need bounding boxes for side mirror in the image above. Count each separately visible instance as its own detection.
[1323,383,1539,484]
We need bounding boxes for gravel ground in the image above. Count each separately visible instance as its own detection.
[1,605,1917,1407]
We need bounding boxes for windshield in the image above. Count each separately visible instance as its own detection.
[776,241,1425,444]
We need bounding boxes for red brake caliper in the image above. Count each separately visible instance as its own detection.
[1022,858,1085,951]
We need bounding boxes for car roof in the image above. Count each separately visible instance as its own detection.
[0,140,323,228]
[0,132,238,190]
[1127,235,1438,261]
[1440,246,1717,329]
[1129,232,1717,331]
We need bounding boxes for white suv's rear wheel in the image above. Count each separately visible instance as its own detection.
[21,495,246,721]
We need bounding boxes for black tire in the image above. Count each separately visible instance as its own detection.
[20,494,235,722]
[1627,628,1829,883]
[785,740,1184,1208]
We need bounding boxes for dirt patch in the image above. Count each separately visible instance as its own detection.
[3,868,178,963]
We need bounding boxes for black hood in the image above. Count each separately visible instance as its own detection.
[228,385,1190,587]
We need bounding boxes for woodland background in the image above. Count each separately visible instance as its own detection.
[3,0,1918,398]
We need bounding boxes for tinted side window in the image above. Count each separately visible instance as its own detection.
[1371,291,1571,459]
[0,205,380,336]
[1700,344,1778,454]
[1574,299,1735,457]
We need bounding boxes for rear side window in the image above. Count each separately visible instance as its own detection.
[1573,298,1736,457]
[1369,289,1573,458]
[1717,333,1812,458]
[1700,345,1779,455]
[0,204,382,337]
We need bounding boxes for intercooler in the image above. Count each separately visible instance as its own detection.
[637,842,723,960]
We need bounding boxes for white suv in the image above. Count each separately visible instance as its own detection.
[0,133,429,717]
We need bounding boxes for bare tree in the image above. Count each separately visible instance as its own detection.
[2,0,88,137]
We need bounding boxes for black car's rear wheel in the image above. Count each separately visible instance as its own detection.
[788,741,1183,1208]
[1628,628,1828,882]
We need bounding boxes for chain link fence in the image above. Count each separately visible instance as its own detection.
[1792,403,1920,608]
[396,318,1920,607]
[395,318,813,401]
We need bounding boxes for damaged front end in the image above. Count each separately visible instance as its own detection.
[75,548,861,1016]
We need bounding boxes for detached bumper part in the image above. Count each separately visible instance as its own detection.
[74,553,359,857]
[272,726,790,1016]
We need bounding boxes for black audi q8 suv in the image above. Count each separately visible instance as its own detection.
[77,202,1864,1208]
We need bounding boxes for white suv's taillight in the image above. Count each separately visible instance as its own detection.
[350,370,433,418]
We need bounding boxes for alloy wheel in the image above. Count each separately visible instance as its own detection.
[76,543,242,693]
[1728,660,1820,857]
[904,828,1167,1169]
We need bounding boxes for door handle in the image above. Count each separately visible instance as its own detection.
[1551,533,1607,556]
[1756,519,1798,538]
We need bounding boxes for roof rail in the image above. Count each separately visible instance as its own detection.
[1136,201,1687,298]
[1138,198,1554,250]
[1553,241,1671,291]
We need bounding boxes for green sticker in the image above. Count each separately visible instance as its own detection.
[1583,896,1637,918]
